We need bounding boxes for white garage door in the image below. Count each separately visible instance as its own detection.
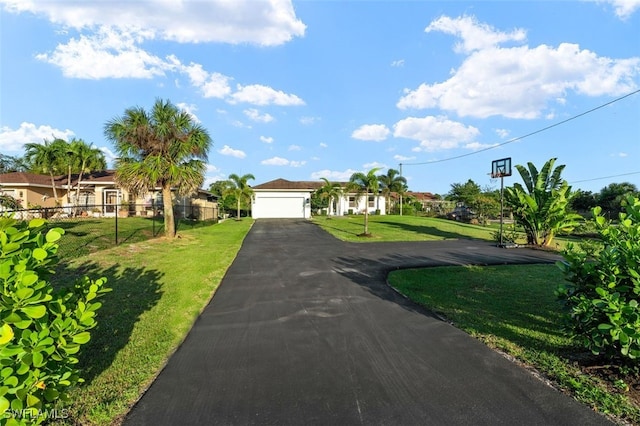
[257,197,304,218]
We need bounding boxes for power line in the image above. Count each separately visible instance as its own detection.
[570,171,640,184]
[401,89,640,167]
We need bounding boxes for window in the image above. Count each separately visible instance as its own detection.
[368,196,375,208]
[348,196,356,207]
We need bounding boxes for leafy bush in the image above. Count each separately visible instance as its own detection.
[556,195,640,361]
[0,217,109,425]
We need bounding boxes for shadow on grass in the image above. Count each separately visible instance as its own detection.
[52,260,164,386]
[375,218,483,240]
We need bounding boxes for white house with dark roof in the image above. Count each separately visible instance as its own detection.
[251,178,386,219]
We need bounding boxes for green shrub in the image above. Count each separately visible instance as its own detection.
[556,195,640,361]
[0,217,109,425]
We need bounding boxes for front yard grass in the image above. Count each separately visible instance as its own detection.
[313,214,496,242]
[51,218,253,425]
[388,264,640,425]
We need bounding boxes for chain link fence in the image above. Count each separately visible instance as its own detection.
[1,202,218,258]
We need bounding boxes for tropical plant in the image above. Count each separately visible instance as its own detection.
[556,195,640,361]
[227,174,255,219]
[24,139,66,204]
[503,158,582,246]
[377,168,406,215]
[348,168,381,235]
[316,178,342,216]
[69,139,106,205]
[0,217,109,424]
[0,154,28,173]
[104,99,212,238]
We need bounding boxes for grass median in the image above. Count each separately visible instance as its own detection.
[52,218,253,425]
[388,264,640,425]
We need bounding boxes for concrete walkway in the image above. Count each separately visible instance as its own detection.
[124,219,611,425]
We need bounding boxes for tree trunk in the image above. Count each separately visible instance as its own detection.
[75,161,86,205]
[364,191,369,234]
[236,198,241,220]
[162,185,176,238]
[49,172,59,204]
[67,166,73,203]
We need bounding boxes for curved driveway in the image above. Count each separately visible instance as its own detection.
[125,219,611,425]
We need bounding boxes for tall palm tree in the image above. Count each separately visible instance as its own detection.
[69,139,107,205]
[377,168,407,214]
[316,178,343,216]
[104,99,212,238]
[349,167,382,235]
[24,138,65,204]
[228,173,255,219]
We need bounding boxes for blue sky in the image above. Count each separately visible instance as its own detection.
[1,0,639,196]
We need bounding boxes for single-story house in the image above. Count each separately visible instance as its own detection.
[251,178,386,219]
[0,170,217,220]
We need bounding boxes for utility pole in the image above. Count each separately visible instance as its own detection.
[399,163,403,216]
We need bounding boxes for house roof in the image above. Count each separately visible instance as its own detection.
[253,178,326,191]
[0,172,66,187]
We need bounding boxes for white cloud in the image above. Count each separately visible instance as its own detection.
[363,162,387,170]
[36,27,168,79]
[0,122,75,153]
[398,15,640,119]
[260,136,274,144]
[2,0,306,46]
[319,142,328,148]
[611,152,628,157]
[229,84,305,106]
[261,156,305,167]
[599,0,640,19]
[288,144,301,151]
[99,147,117,166]
[425,15,526,54]
[495,128,510,138]
[179,61,232,98]
[464,142,499,151]
[393,115,480,151]
[176,102,200,123]
[391,59,405,67]
[393,154,416,161]
[299,116,319,125]
[244,108,274,123]
[218,145,246,159]
[351,124,391,141]
[310,169,358,181]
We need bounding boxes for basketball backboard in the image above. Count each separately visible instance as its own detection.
[491,157,512,178]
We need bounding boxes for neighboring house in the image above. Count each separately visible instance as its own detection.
[251,178,385,219]
[0,172,64,209]
[0,170,217,219]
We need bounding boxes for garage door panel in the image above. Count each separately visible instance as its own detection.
[257,197,304,218]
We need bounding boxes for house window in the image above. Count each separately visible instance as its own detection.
[348,196,356,208]
[368,196,375,208]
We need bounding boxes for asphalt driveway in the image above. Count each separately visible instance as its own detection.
[124,219,612,425]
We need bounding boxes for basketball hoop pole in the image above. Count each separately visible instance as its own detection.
[500,174,504,247]
[399,163,403,217]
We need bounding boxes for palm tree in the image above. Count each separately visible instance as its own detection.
[228,173,255,219]
[377,168,407,214]
[24,138,65,204]
[348,167,382,235]
[104,99,212,238]
[69,139,107,205]
[316,178,343,216]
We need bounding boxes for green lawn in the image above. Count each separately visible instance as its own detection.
[313,214,582,251]
[51,216,216,258]
[51,218,253,425]
[312,214,497,242]
[388,265,640,424]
